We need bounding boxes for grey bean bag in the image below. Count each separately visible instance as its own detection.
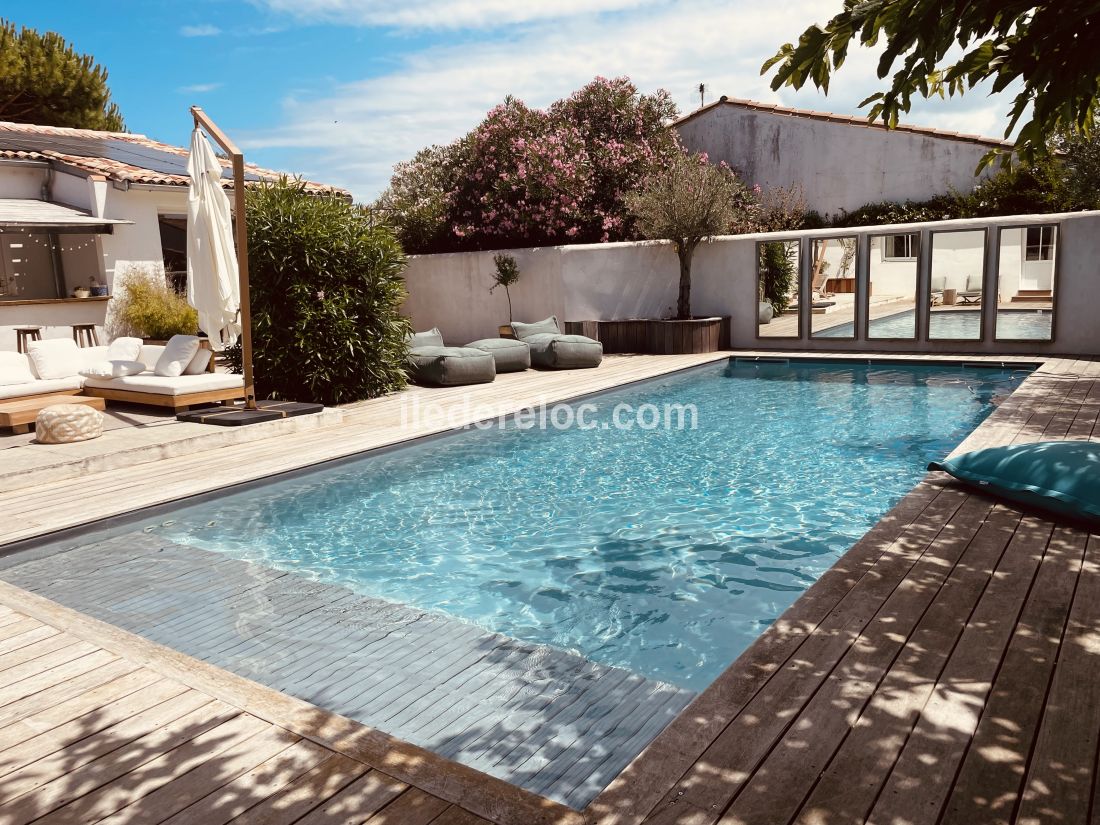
[406,328,496,386]
[510,316,603,369]
[466,337,531,373]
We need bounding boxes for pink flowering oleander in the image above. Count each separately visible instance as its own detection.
[405,76,682,249]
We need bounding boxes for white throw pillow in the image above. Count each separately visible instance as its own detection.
[27,339,81,380]
[79,360,147,379]
[183,348,212,375]
[0,352,35,387]
[153,335,201,378]
[106,336,143,362]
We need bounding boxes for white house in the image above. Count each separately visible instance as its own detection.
[674,97,1012,218]
[0,121,344,352]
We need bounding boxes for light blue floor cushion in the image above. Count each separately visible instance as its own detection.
[929,441,1100,524]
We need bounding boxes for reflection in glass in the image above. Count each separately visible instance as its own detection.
[757,241,801,338]
[996,226,1055,341]
[929,229,985,340]
[865,233,918,339]
[810,237,858,339]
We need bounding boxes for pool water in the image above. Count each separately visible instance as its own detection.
[144,360,1025,691]
[819,308,1052,340]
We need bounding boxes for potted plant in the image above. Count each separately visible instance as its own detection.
[112,265,199,343]
[758,282,774,324]
[625,152,752,353]
[490,252,520,338]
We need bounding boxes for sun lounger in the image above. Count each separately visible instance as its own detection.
[930,275,946,306]
[958,274,984,304]
[510,316,603,369]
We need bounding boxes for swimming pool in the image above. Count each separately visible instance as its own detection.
[94,359,1024,692]
[818,308,1052,340]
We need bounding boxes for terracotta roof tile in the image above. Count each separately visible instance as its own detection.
[0,121,348,196]
[673,97,1013,148]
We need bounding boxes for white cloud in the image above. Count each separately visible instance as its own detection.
[179,82,223,94]
[254,0,661,29]
[180,24,222,37]
[243,0,1015,201]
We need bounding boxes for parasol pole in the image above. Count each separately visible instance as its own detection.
[189,105,257,410]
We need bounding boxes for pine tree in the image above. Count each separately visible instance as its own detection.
[0,19,125,131]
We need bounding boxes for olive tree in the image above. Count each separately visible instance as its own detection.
[627,152,755,319]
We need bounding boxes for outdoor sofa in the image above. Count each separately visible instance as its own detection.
[510,316,603,369]
[0,335,244,412]
[405,328,531,386]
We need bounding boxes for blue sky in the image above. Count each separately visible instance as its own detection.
[4,1,1014,202]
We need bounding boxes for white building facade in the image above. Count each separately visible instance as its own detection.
[0,122,342,352]
[674,97,1011,218]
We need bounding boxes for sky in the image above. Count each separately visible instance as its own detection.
[2,1,1016,202]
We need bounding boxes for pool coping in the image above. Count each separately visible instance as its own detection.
[0,350,1067,824]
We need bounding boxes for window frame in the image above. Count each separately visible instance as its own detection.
[881,233,917,262]
[1024,225,1055,262]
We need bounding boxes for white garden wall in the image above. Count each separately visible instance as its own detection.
[402,210,1100,357]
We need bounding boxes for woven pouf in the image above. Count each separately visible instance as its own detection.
[35,404,104,444]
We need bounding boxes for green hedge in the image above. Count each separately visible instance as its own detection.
[228,178,411,405]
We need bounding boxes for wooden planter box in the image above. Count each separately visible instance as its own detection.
[597,319,649,354]
[564,317,727,355]
[646,317,723,354]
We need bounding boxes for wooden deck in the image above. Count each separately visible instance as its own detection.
[0,586,574,825]
[0,351,1098,824]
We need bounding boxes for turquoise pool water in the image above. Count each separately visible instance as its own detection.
[143,360,1025,690]
[819,308,1052,340]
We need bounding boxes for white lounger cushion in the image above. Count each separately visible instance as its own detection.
[106,336,143,362]
[26,339,82,380]
[0,376,83,400]
[0,352,36,387]
[154,335,201,377]
[183,349,212,375]
[81,371,243,397]
[79,360,147,379]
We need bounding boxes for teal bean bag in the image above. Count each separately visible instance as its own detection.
[466,338,530,372]
[405,328,496,386]
[929,441,1100,524]
[510,316,603,370]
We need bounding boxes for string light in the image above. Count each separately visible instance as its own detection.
[0,233,100,252]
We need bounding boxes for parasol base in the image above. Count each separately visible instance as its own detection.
[176,399,324,427]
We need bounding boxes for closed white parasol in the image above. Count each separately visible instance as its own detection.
[186,126,241,350]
